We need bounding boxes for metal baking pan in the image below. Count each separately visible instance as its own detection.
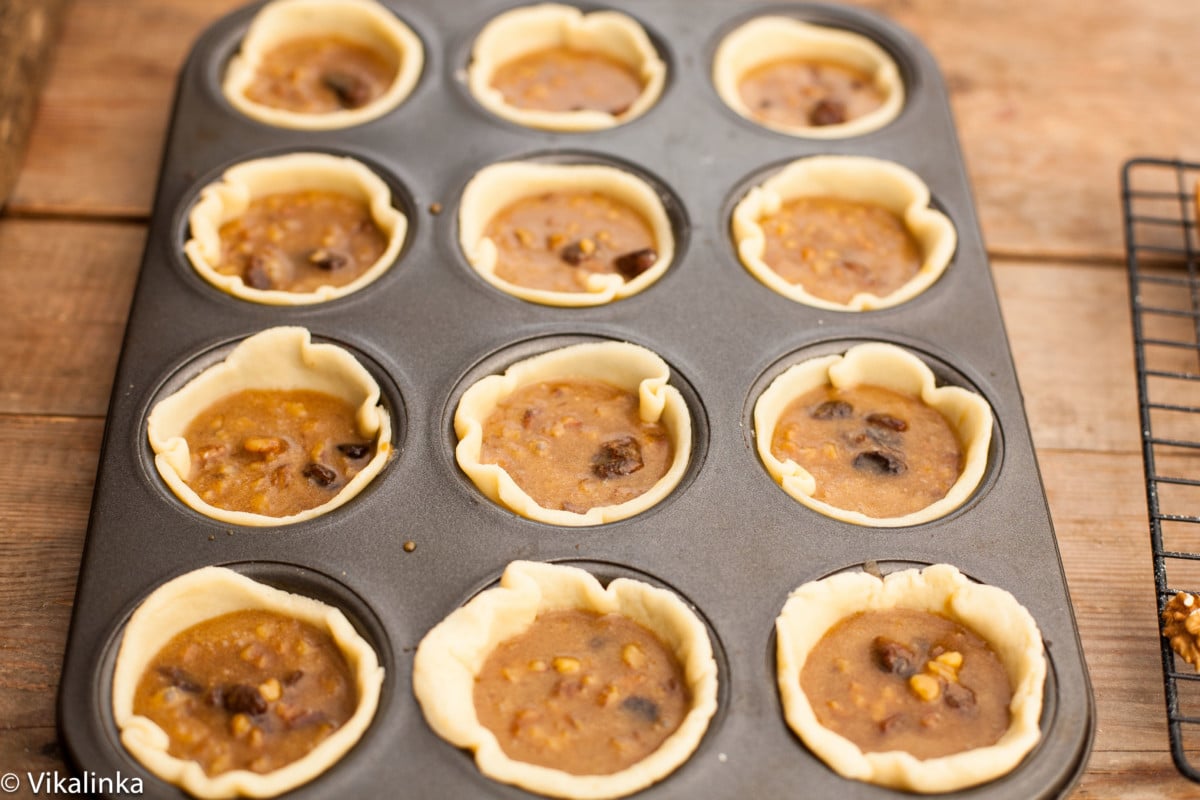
[58,1,1094,797]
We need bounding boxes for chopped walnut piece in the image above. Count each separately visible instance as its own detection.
[1162,591,1200,670]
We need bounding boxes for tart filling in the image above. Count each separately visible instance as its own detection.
[713,16,903,138]
[775,564,1045,793]
[455,341,691,526]
[222,0,423,130]
[731,156,955,311]
[753,342,991,527]
[467,4,666,132]
[413,560,717,799]
[459,162,674,306]
[185,153,406,306]
[113,566,384,799]
[147,327,392,527]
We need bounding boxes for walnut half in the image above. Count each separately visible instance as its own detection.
[1162,591,1200,670]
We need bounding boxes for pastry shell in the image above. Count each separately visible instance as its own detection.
[222,0,423,130]
[147,326,392,527]
[412,560,718,799]
[459,161,675,307]
[713,16,904,139]
[112,566,385,799]
[753,342,991,527]
[731,155,956,311]
[454,341,691,526]
[467,4,666,132]
[775,564,1045,793]
[184,152,407,306]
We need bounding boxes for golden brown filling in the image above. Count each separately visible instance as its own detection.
[770,384,962,518]
[490,47,643,115]
[480,379,672,513]
[133,609,357,776]
[759,196,921,304]
[738,58,885,129]
[244,34,396,113]
[216,189,388,293]
[474,609,690,775]
[801,608,1012,759]
[182,388,377,517]
[485,190,659,294]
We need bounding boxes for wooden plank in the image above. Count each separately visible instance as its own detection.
[0,417,100,733]
[10,0,1200,261]
[0,0,70,208]
[0,219,144,417]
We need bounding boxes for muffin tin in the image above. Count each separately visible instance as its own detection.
[58,1,1095,797]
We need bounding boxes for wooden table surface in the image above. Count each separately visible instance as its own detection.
[2,1,1199,797]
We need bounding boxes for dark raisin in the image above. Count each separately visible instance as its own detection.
[809,98,847,126]
[878,714,906,734]
[302,462,338,486]
[554,680,584,698]
[873,637,918,677]
[282,670,305,686]
[337,443,370,459]
[812,400,853,420]
[613,248,658,280]
[944,682,977,710]
[853,450,906,475]
[322,71,371,109]
[223,684,267,716]
[309,249,350,271]
[621,696,660,723]
[243,253,290,291]
[560,241,588,265]
[867,413,909,432]
[589,636,607,650]
[521,408,539,429]
[592,436,644,478]
[157,666,202,693]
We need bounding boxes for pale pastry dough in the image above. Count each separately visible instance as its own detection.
[112,566,384,799]
[459,161,674,307]
[753,342,991,527]
[147,326,392,527]
[454,341,690,526]
[222,0,423,130]
[468,4,665,132]
[731,155,956,311]
[713,16,903,139]
[775,564,1045,793]
[413,560,718,799]
[184,152,406,306]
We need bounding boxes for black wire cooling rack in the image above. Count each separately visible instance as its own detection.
[1123,157,1200,780]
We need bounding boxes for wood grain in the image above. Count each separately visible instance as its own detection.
[0,0,70,208]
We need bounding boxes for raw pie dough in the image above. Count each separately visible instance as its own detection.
[412,560,718,799]
[222,0,423,130]
[459,162,674,307]
[754,342,991,527]
[467,4,666,131]
[713,16,903,139]
[455,341,691,526]
[147,326,392,527]
[113,566,384,799]
[732,155,956,311]
[185,152,407,306]
[775,564,1045,793]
